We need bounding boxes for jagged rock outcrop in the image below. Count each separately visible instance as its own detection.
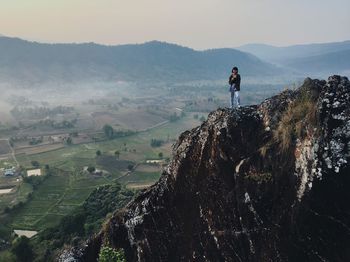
[63,75,350,262]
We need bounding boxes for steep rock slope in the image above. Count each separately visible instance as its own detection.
[65,75,350,261]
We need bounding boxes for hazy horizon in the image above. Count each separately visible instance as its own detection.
[1,0,349,50]
[1,32,350,51]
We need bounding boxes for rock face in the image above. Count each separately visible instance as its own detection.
[71,76,350,262]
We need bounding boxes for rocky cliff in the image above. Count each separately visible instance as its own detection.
[62,75,350,262]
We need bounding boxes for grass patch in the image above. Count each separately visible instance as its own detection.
[273,88,318,152]
[245,172,273,183]
[0,250,16,262]
[96,156,134,173]
[119,171,161,185]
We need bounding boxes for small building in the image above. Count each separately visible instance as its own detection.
[4,168,15,176]
[50,135,62,143]
[14,230,38,239]
[27,169,42,177]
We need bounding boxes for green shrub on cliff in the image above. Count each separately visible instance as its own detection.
[98,246,126,262]
[273,88,318,152]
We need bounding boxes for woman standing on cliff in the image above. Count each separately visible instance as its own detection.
[229,66,241,108]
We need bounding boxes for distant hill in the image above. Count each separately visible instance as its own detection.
[285,49,350,74]
[237,41,350,76]
[238,41,350,62]
[0,36,279,85]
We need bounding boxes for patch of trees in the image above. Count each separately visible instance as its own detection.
[103,124,114,139]
[168,111,186,122]
[70,131,79,137]
[9,136,30,145]
[106,104,119,111]
[10,105,74,120]
[99,246,126,262]
[83,183,134,232]
[169,112,181,122]
[29,136,43,145]
[150,139,164,147]
[23,175,46,190]
[86,98,110,106]
[4,200,25,213]
[114,130,135,137]
[121,97,130,103]
[87,166,96,173]
[11,236,34,262]
[114,150,120,159]
[103,124,135,140]
[65,137,73,145]
[31,160,40,168]
[38,119,77,129]
[184,98,222,113]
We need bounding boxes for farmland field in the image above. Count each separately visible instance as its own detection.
[92,109,167,131]
[0,81,211,240]
[0,140,11,155]
[0,113,203,235]
[135,164,160,173]
[15,144,65,155]
[119,171,161,185]
[6,169,121,231]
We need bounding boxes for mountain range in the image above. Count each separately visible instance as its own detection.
[238,41,350,75]
[0,35,349,85]
[0,36,278,85]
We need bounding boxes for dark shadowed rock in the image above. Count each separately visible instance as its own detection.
[61,75,350,262]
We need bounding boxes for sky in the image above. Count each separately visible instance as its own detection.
[1,0,349,50]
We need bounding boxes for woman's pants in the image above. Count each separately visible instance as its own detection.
[230,91,240,108]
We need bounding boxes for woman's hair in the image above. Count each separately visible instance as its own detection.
[232,66,238,73]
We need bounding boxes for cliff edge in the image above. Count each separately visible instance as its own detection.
[62,75,350,262]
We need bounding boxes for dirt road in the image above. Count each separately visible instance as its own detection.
[0,138,19,167]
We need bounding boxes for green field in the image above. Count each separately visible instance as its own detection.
[120,171,162,185]
[15,113,201,171]
[7,169,121,231]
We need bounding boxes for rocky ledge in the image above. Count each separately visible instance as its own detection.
[62,75,350,262]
